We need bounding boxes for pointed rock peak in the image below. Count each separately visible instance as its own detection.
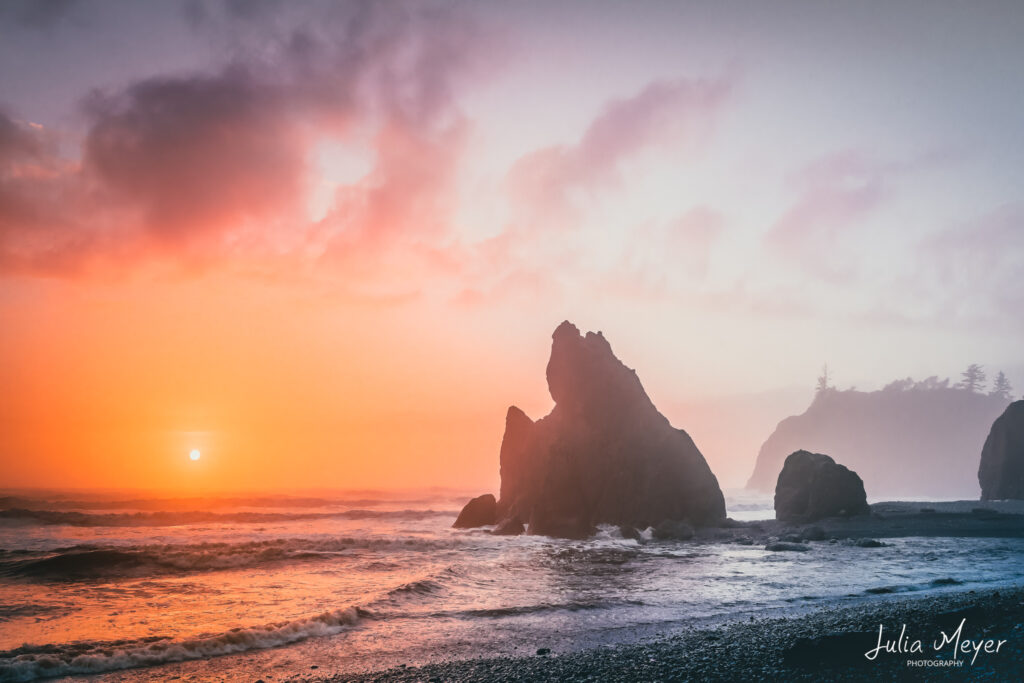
[506,405,533,425]
[550,321,611,354]
[552,320,580,342]
[546,321,648,414]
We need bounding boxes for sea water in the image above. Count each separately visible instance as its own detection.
[1,490,1022,681]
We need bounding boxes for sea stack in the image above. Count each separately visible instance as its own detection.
[979,400,1024,501]
[455,321,726,538]
[774,450,869,522]
[745,384,1009,499]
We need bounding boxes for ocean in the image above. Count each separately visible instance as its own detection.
[1,490,1023,682]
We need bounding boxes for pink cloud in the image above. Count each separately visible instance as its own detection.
[920,202,1024,329]
[507,77,732,219]
[0,1,492,283]
[763,150,888,282]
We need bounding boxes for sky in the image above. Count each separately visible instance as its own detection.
[1,0,1022,493]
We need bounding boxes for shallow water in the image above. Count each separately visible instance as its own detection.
[1,490,1022,682]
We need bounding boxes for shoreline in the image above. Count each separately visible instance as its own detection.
[691,500,1024,546]
[309,584,1024,682]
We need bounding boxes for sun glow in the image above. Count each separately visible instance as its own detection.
[189,449,201,461]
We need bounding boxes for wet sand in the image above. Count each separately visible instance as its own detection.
[310,585,1024,682]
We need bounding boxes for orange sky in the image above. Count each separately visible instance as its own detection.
[0,275,537,493]
[2,1,1021,495]
[0,271,814,494]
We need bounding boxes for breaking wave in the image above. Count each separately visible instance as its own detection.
[0,607,365,682]
[384,578,446,598]
[0,536,459,581]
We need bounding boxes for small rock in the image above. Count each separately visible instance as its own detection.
[453,493,497,528]
[492,515,525,536]
[653,519,694,541]
[774,450,869,522]
[765,542,811,552]
[536,647,551,656]
[854,538,885,548]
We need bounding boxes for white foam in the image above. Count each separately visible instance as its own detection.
[0,607,361,682]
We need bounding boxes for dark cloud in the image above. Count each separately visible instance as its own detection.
[0,110,46,160]
[0,109,101,275]
[0,0,494,278]
[0,0,80,30]
[82,67,305,243]
[181,0,287,30]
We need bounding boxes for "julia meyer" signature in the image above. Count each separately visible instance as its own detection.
[864,619,1008,665]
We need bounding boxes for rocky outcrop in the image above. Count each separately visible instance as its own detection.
[979,401,1024,501]
[491,516,525,536]
[483,321,726,538]
[747,385,1009,499]
[774,450,869,522]
[452,493,496,528]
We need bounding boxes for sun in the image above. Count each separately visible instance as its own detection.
[189,449,201,461]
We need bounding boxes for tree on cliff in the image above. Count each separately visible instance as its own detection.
[958,364,987,393]
[816,364,833,395]
[989,371,1013,400]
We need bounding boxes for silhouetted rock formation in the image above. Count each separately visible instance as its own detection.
[485,321,725,539]
[979,400,1024,501]
[491,516,525,536]
[746,384,1010,499]
[774,450,869,522]
[452,493,496,528]
[652,519,694,541]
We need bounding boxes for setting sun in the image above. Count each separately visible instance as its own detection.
[189,449,201,461]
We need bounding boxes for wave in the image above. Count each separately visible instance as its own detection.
[0,607,365,682]
[725,503,774,512]
[384,578,445,598]
[372,566,470,606]
[863,577,968,596]
[0,537,458,581]
[454,598,645,618]
[0,508,456,527]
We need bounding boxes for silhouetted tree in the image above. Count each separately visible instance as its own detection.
[989,371,1013,400]
[958,364,987,393]
[884,377,914,392]
[816,364,833,395]
[914,376,950,390]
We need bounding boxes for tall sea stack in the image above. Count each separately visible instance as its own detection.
[456,321,726,538]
